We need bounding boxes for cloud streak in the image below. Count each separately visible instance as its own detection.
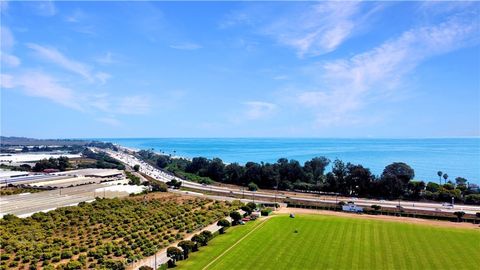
[27,43,95,80]
[1,71,84,111]
[1,26,21,67]
[27,43,112,84]
[296,13,480,127]
[223,2,383,57]
[243,101,277,120]
[170,42,202,50]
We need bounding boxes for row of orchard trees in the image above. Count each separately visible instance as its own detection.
[137,150,479,204]
[164,215,236,268]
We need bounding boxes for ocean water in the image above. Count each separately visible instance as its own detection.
[102,138,480,184]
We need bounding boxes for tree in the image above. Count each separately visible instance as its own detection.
[246,202,257,210]
[229,211,242,225]
[248,182,258,191]
[224,163,245,185]
[304,157,330,185]
[186,157,210,174]
[200,230,213,244]
[406,181,426,200]
[371,205,381,214]
[241,205,253,215]
[156,156,169,168]
[126,171,141,185]
[178,240,195,258]
[166,179,182,189]
[345,164,374,196]
[206,158,225,182]
[455,177,467,186]
[103,260,125,270]
[437,171,443,185]
[331,159,348,194]
[133,164,140,172]
[381,162,415,199]
[426,182,440,193]
[166,247,183,265]
[453,211,465,222]
[191,234,206,248]
[150,180,168,192]
[217,219,231,234]
[442,173,449,184]
[57,156,70,171]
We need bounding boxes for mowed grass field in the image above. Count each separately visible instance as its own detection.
[176,214,480,270]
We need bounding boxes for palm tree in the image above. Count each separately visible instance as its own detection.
[437,171,443,185]
[443,173,449,185]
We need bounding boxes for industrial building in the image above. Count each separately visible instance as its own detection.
[53,168,123,178]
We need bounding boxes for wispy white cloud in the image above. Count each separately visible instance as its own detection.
[0,73,15,88]
[29,0,57,17]
[26,43,111,84]
[95,72,111,85]
[222,2,383,57]
[243,101,277,120]
[170,42,202,50]
[27,43,94,81]
[65,9,86,23]
[296,14,480,127]
[265,2,362,57]
[0,26,21,67]
[1,71,84,111]
[1,51,20,67]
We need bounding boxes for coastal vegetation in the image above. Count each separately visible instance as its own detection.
[136,150,480,205]
[33,156,71,172]
[79,148,125,170]
[176,215,480,270]
[0,186,41,196]
[0,194,241,270]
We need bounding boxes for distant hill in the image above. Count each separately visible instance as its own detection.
[0,136,90,146]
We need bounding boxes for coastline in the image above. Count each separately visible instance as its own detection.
[105,138,480,184]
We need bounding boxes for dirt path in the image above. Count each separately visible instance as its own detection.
[276,207,480,230]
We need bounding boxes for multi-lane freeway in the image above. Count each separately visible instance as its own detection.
[103,148,480,215]
[0,182,134,218]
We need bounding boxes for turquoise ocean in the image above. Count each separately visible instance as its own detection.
[101,138,480,185]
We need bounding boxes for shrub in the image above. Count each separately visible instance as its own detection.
[261,208,273,216]
[66,260,83,270]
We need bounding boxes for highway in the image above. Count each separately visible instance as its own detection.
[0,182,132,218]
[103,148,480,215]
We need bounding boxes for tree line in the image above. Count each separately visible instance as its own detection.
[136,150,480,204]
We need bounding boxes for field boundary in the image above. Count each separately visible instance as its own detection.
[276,207,480,230]
[201,217,272,270]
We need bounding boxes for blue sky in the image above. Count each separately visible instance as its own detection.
[1,1,479,138]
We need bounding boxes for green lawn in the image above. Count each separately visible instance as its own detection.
[176,214,480,270]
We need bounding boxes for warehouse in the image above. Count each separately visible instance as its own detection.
[53,168,123,178]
